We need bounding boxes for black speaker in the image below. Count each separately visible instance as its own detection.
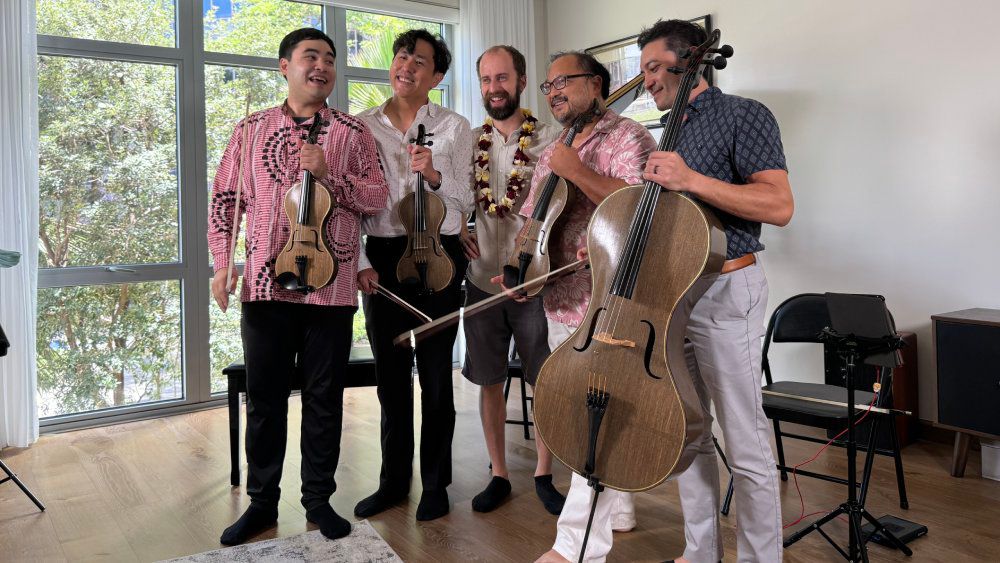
[934,310,1000,437]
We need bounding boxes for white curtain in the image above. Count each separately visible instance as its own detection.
[456,0,539,128]
[0,0,40,448]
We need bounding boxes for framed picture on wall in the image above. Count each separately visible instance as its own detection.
[586,15,712,127]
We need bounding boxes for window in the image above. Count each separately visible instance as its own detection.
[36,0,176,47]
[338,11,452,115]
[203,0,321,58]
[38,56,180,268]
[37,282,183,417]
[36,1,453,426]
[345,10,441,70]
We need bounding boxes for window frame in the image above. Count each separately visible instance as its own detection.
[36,1,453,432]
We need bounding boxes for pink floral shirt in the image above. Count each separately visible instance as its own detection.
[520,110,655,327]
[208,103,388,307]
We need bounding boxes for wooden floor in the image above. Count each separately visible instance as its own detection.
[2,372,998,562]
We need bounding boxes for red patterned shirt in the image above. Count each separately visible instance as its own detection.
[208,103,388,307]
[520,109,655,327]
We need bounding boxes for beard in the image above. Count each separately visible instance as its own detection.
[551,94,580,126]
[483,89,521,120]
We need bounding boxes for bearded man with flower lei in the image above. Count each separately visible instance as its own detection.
[458,45,564,515]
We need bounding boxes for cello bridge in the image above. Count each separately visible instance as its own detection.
[593,332,635,348]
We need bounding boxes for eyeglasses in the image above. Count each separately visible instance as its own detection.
[539,73,595,95]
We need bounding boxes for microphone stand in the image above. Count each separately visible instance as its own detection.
[783,329,909,562]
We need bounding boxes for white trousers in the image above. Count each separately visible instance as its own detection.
[546,320,636,563]
[551,262,783,563]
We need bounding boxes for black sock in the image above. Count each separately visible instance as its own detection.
[472,476,512,512]
[415,489,449,521]
[353,487,407,518]
[306,504,352,540]
[534,474,566,515]
[220,503,278,545]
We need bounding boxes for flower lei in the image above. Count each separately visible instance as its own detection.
[475,108,537,217]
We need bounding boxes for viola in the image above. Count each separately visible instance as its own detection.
[396,123,454,295]
[502,102,601,297]
[275,113,337,293]
[532,31,733,492]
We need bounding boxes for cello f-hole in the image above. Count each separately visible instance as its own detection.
[573,307,607,352]
[640,319,663,380]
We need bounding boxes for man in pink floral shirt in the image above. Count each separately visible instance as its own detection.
[207,29,388,546]
[520,52,655,330]
[520,51,655,563]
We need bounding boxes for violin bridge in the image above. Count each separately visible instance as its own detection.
[593,332,636,348]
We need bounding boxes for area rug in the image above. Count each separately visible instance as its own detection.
[161,520,401,563]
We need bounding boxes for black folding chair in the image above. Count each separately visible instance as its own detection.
[503,350,533,440]
[756,293,908,509]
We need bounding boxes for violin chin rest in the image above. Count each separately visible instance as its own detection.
[501,265,525,295]
[276,271,307,292]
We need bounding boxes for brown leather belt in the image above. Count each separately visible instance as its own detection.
[721,253,756,274]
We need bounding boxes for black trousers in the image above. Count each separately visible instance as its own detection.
[241,301,354,510]
[363,235,468,494]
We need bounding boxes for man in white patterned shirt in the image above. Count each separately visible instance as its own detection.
[459,45,564,515]
[354,29,475,522]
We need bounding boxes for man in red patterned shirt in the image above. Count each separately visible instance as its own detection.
[208,28,388,545]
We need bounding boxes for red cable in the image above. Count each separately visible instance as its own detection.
[782,393,878,529]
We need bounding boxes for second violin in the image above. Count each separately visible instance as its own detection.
[396,123,455,295]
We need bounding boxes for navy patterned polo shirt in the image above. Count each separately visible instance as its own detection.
[667,87,787,259]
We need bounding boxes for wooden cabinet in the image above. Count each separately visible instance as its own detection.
[932,308,1000,477]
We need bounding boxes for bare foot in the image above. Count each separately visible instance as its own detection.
[534,549,571,563]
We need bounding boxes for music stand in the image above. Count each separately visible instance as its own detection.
[782,293,909,562]
[0,321,46,512]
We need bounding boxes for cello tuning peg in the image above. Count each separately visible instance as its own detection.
[424,132,434,137]
[426,141,433,146]
[708,45,734,58]
[702,57,728,70]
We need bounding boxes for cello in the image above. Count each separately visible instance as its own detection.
[532,30,732,496]
[275,113,337,292]
[396,123,454,295]
[502,102,601,297]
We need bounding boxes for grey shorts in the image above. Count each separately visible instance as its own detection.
[461,282,550,386]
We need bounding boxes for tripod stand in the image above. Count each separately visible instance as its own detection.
[0,459,45,511]
[0,321,45,512]
[783,294,911,562]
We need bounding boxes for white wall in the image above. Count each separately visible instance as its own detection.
[541,0,1000,422]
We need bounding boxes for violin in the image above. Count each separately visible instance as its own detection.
[532,31,733,492]
[275,113,337,292]
[502,102,601,296]
[396,123,454,295]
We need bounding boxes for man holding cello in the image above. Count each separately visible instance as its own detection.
[208,28,388,545]
[514,50,656,559]
[538,19,794,563]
